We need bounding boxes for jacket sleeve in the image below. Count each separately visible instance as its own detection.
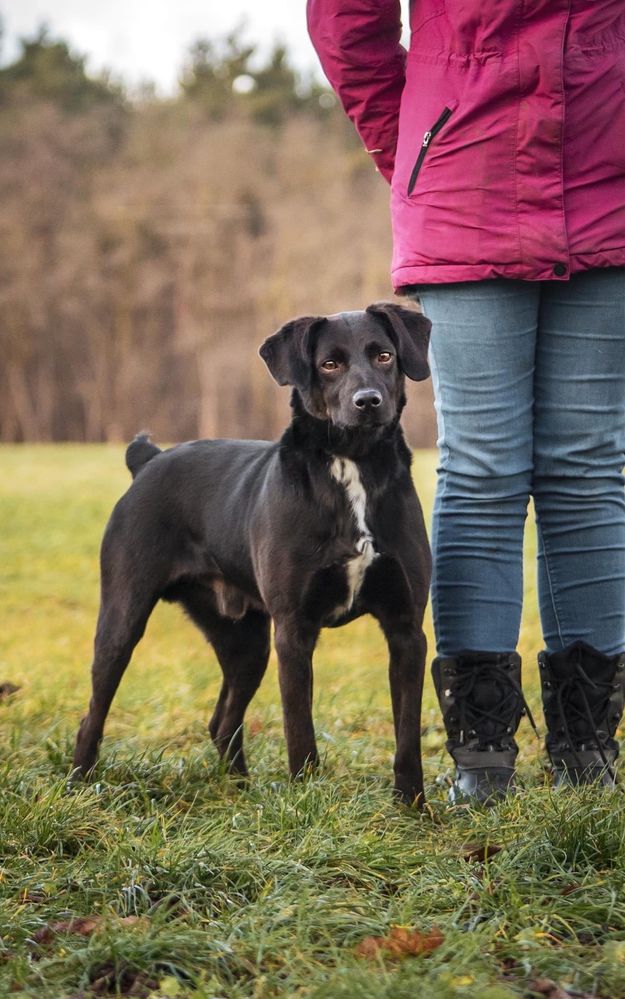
[306,0,406,183]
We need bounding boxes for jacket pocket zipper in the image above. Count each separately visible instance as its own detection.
[407,106,455,197]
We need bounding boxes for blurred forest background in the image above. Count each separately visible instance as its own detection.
[0,27,436,445]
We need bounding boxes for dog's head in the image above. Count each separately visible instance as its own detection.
[259,304,431,430]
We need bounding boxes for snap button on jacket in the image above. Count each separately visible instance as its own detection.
[307,1,625,290]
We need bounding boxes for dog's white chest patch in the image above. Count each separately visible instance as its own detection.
[330,457,377,616]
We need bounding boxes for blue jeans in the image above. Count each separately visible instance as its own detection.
[414,269,625,656]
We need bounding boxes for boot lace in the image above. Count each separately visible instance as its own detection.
[552,661,615,778]
[454,663,538,748]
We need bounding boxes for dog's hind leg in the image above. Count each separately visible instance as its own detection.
[181,589,271,776]
[72,591,156,777]
[209,610,271,776]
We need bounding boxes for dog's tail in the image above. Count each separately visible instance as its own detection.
[125,432,161,479]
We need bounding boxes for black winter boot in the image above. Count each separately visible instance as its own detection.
[432,651,536,805]
[538,641,625,787]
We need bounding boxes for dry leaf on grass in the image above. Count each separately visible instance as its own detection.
[87,960,159,997]
[30,915,144,947]
[0,683,20,700]
[355,925,444,960]
[462,842,504,862]
[528,978,599,999]
[20,890,47,905]
[559,883,582,897]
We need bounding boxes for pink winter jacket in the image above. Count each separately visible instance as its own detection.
[307,1,625,290]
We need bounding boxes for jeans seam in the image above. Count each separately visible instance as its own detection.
[536,515,566,648]
[428,342,449,653]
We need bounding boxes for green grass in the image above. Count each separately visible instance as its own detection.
[1,445,624,998]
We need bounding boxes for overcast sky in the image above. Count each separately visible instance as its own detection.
[1,1,325,93]
[2,1,412,94]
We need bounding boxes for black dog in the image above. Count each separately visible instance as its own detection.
[73,303,432,804]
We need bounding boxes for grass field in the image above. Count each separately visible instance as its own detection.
[2,446,625,998]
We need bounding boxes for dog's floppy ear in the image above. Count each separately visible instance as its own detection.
[366,302,431,381]
[259,315,326,388]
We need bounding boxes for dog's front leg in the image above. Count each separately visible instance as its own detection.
[381,618,427,807]
[273,617,320,777]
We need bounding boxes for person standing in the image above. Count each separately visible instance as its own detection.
[307,0,625,802]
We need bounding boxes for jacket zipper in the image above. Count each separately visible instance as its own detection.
[407,106,455,197]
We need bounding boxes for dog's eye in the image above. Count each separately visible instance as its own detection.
[320,359,339,372]
[377,352,393,364]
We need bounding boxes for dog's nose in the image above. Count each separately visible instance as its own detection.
[353,389,383,410]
